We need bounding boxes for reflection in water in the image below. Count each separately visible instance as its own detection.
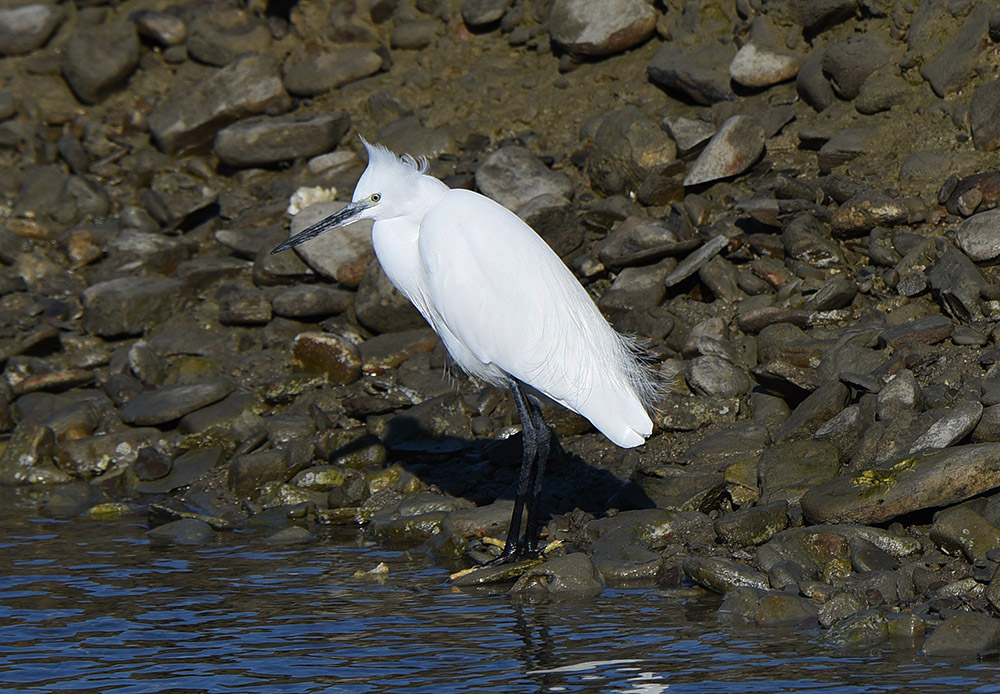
[2,511,1000,694]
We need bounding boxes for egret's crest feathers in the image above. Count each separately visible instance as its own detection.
[360,135,429,175]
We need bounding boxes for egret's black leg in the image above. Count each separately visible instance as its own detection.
[500,378,551,560]
[523,394,550,555]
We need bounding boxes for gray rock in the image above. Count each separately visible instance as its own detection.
[147,518,215,545]
[662,116,715,155]
[878,315,953,349]
[971,79,1000,153]
[121,380,236,425]
[272,285,353,319]
[799,0,857,35]
[797,47,835,111]
[663,234,729,287]
[475,146,573,211]
[816,127,877,173]
[135,448,225,494]
[282,46,383,97]
[148,53,292,154]
[185,7,272,66]
[648,42,736,105]
[714,500,789,547]
[62,22,140,105]
[821,35,889,100]
[775,380,850,443]
[922,612,1000,658]
[909,401,983,453]
[877,369,923,420]
[178,390,266,441]
[82,276,186,337]
[0,3,65,55]
[855,65,909,115]
[818,592,864,629]
[686,356,751,398]
[510,553,604,602]
[729,42,803,89]
[549,0,656,56]
[56,428,168,477]
[284,201,375,286]
[376,116,456,159]
[130,10,187,46]
[804,277,857,310]
[390,20,439,50]
[461,0,512,27]
[802,443,1000,525]
[920,3,992,98]
[588,106,676,196]
[956,209,1000,261]
[218,286,273,325]
[683,116,765,187]
[214,112,351,168]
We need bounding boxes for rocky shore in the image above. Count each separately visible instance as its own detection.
[4,0,1000,659]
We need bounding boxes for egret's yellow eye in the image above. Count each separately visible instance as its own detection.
[371,193,381,203]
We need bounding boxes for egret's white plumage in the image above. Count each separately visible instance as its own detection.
[274,138,656,558]
[353,139,654,447]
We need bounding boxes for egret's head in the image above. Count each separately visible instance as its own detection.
[272,136,429,254]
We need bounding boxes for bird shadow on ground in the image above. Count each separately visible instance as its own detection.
[370,414,657,521]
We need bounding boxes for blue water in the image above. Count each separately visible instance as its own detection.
[2,510,1000,694]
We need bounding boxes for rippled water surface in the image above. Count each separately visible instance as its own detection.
[3,510,1000,694]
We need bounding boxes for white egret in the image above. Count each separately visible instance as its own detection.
[274,138,656,560]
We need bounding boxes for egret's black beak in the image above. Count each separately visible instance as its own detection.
[272,200,369,254]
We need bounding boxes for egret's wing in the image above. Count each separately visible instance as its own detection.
[418,189,652,447]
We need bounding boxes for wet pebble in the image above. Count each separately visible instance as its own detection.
[147,518,215,545]
[510,552,604,602]
[291,332,362,384]
[922,611,1000,658]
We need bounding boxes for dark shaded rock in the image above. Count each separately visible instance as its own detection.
[0,422,70,485]
[62,21,140,105]
[930,506,1000,562]
[148,53,292,154]
[355,261,427,334]
[283,46,383,97]
[714,500,789,547]
[186,7,271,67]
[147,518,214,545]
[271,286,353,319]
[971,79,1000,153]
[800,0,857,36]
[683,556,769,593]
[647,42,736,105]
[510,552,604,602]
[516,194,582,258]
[922,612,1000,658]
[759,439,840,504]
[120,380,235,426]
[214,112,350,168]
[817,610,888,649]
[797,47,835,111]
[775,380,850,443]
[719,586,820,627]
[136,448,225,494]
[229,448,288,498]
[461,0,512,27]
[821,35,889,100]
[802,444,1000,525]
[549,0,656,56]
[82,277,186,338]
[920,3,992,98]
